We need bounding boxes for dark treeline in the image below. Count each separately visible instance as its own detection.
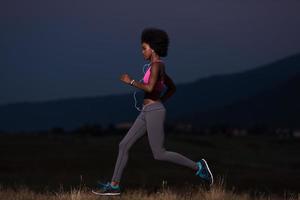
[1,122,299,139]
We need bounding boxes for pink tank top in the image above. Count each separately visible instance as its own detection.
[143,63,165,92]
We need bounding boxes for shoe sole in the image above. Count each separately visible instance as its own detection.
[92,190,121,196]
[201,158,214,186]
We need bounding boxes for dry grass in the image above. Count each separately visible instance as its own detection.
[1,180,299,200]
[1,134,300,199]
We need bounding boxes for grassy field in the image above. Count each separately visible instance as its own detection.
[1,182,299,200]
[0,133,299,199]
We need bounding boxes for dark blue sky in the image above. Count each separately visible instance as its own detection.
[1,0,300,105]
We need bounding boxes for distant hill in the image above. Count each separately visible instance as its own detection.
[0,94,137,132]
[179,72,300,129]
[1,53,300,132]
[167,53,300,118]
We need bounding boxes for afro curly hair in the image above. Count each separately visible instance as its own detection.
[141,28,170,57]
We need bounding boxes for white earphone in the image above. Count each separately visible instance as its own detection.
[133,63,151,111]
[132,57,164,111]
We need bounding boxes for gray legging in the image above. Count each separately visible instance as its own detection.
[111,101,198,182]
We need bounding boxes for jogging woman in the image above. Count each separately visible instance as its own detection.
[92,28,213,196]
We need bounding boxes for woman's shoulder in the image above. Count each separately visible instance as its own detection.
[149,62,165,80]
[151,60,165,66]
[150,61,165,71]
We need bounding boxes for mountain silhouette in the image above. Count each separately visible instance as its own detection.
[167,53,300,119]
[180,72,300,129]
[1,53,300,132]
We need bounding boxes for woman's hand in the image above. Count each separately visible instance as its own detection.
[120,73,132,85]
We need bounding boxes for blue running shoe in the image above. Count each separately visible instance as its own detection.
[92,182,121,196]
[195,159,214,186]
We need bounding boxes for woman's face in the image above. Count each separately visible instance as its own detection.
[141,42,153,60]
